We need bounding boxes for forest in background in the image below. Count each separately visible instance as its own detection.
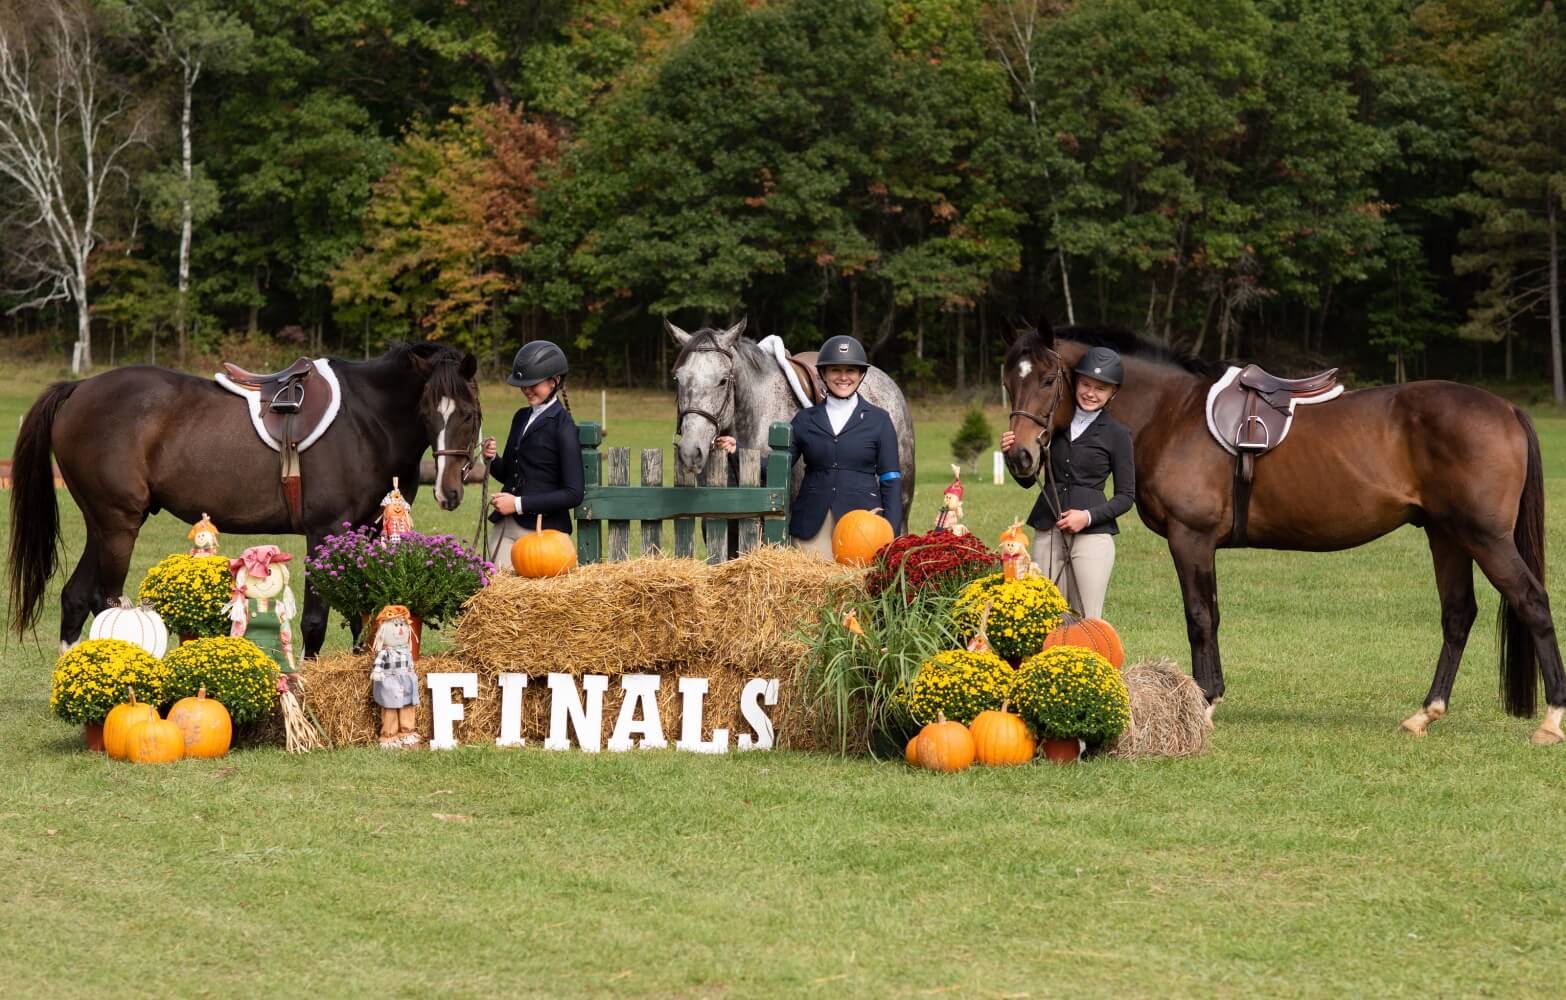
[0,0,1562,397]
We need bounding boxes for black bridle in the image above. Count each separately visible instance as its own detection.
[673,340,737,439]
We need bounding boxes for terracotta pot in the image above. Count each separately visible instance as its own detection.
[1041,736,1081,764]
[83,721,105,753]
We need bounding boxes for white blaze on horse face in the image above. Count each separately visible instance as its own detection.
[435,396,455,497]
[1016,359,1033,381]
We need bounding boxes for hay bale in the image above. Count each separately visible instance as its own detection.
[450,557,707,676]
[1107,657,1210,759]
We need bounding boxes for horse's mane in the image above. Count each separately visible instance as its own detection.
[368,341,474,396]
[1009,324,1228,379]
[673,329,773,377]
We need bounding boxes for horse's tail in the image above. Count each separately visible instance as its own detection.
[1499,406,1545,717]
[8,381,75,635]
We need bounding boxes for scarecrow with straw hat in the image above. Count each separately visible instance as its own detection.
[369,604,421,748]
[999,519,1032,581]
[225,544,298,674]
[933,464,969,536]
[187,513,220,557]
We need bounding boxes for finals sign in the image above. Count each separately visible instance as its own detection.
[425,672,780,752]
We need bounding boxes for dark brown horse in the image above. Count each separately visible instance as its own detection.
[8,342,482,657]
[1003,322,1566,745]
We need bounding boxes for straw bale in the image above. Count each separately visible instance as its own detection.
[288,652,825,751]
[449,557,706,676]
[1106,657,1210,759]
[696,545,864,670]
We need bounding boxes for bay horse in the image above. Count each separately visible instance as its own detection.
[669,318,917,534]
[1002,321,1566,745]
[8,342,482,657]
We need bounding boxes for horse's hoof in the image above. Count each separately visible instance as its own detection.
[1530,726,1564,746]
[1399,717,1429,737]
[1203,703,1218,731]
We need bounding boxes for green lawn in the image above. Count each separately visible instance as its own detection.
[4,367,1566,997]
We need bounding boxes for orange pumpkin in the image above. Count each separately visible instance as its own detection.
[1043,617,1124,669]
[968,700,1037,766]
[167,686,233,759]
[512,514,578,577]
[904,734,921,765]
[913,712,975,772]
[832,508,894,566]
[104,686,160,761]
[125,717,185,764]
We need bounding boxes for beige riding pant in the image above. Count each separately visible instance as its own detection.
[1033,529,1116,620]
[791,511,837,562]
[488,518,536,576]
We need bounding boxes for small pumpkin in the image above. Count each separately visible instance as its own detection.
[88,598,168,658]
[1043,617,1124,668]
[125,716,185,764]
[167,685,233,759]
[968,699,1037,766]
[832,508,894,567]
[104,686,160,761]
[512,514,578,577]
[904,733,921,765]
[913,711,975,772]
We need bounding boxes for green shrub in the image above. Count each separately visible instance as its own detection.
[951,405,991,471]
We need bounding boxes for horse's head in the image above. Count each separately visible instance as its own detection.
[411,344,482,511]
[669,316,747,479]
[1003,317,1074,481]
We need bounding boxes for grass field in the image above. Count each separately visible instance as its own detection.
[3,363,1566,998]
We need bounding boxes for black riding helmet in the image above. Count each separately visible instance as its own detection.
[507,340,569,388]
[816,335,870,370]
[1073,346,1124,386]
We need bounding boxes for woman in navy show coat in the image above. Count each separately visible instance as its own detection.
[480,340,585,573]
[788,335,903,557]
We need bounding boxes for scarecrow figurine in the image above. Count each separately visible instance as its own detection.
[369,604,421,749]
[378,477,413,542]
[187,513,221,557]
[999,520,1031,582]
[933,464,968,536]
[225,545,298,674]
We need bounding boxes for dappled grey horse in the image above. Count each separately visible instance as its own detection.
[669,318,917,535]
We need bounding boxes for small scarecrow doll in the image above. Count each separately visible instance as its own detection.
[999,520,1031,582]
[933,464,968,536]
[378,477,413,543]
[225,545,298,674]
[187,513,221,557]
[369,604,421,749]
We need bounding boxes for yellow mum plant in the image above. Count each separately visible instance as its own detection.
[1011,645,1130,744]
[50,639,172,725]
[162,637,278,725]
[899,648,1015,726]
[138,554,233,637]
[951,573,1069,661]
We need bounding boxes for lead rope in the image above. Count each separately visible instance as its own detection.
[1039,434,1083,617]
[472,424,491,561]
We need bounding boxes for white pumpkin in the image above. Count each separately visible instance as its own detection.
[88,598,169,658]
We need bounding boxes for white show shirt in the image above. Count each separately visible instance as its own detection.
[1069,406,1101,442]
[522,396,558,437]
[825,393,857,435]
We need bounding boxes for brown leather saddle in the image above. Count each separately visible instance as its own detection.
[785,350,826,407]
[1207,363,1341,546]
[217,358,341,533]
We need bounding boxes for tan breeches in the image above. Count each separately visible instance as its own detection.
[1033,530,1116,620]
[791,511,838,562]
[487,518,536,576]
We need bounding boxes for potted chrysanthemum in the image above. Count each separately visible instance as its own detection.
[951,572,1070,664]
[1010,645,1130,762]
[137,554,233,639]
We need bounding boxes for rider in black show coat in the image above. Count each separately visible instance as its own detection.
[788,335,903,548]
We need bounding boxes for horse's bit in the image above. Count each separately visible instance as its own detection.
[673,340,736,440]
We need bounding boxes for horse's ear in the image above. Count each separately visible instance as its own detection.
[716,316,746,347]
[665,318,692,347]
[1033,314,1056,350]
[459,352,478,380]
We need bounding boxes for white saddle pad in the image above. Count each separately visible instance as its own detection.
[214,358,342,452]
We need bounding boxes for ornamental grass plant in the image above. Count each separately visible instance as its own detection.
[137,554,233,637]
[898,648,1015,726]
[162,637,278,725]
[49,639,172,725]
[800,586,963,756]
[1011,645,1131,745]
[951,573,1070,662]
[307,524,493,628]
